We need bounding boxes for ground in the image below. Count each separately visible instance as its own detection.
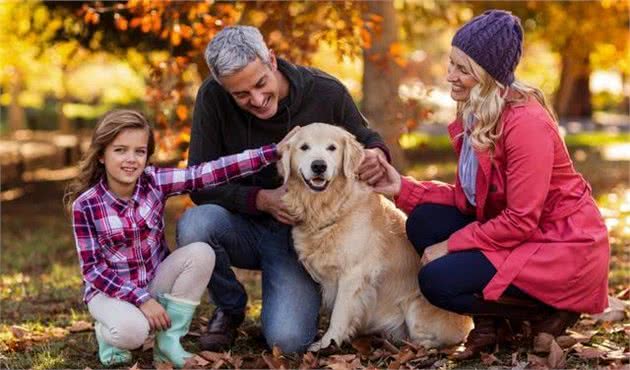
[1,142,628,369]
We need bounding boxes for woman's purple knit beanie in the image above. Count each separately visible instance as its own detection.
[452,9,524,86]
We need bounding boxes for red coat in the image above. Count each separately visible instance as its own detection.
[395,98,609,314]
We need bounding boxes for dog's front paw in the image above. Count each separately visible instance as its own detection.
[308,337,332,352]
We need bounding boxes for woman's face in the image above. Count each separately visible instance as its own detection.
[447,47,478,102]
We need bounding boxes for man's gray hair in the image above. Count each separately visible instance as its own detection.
[204,26,271,81]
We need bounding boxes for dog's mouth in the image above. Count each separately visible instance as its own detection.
[300,170,330,192]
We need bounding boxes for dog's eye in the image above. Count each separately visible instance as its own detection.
[300,144,310,151]
[327,145,336,152]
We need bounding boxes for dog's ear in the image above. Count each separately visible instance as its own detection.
[343,133,364,178]
[277,139,293,185]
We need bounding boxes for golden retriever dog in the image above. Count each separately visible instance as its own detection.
[278,123,472,352]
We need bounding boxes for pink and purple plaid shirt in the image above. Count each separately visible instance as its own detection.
[72,145,278,306]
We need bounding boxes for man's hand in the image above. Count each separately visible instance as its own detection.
[420,241,449,266]
[256,186,298,225]
[139,298,171,332]
[371,154,402,197]
[358,148,387,185]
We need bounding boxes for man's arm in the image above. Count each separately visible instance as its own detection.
[187,87,262,215]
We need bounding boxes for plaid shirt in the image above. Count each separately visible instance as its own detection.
[72,145,278,306]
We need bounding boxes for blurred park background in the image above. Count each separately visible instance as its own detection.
[1,1,628,369]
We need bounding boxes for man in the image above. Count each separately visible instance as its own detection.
[177,25,390,353]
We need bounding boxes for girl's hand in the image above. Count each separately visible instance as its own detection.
[278,126,301,150]
[371,154,402,197]
[139,298,171,332]
[421,241,449,265]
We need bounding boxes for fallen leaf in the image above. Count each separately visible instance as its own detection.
[566,330,594,343]
[194,355,210,367]
[578,318,597,326]
[547,339,567,368]
[615,287,629,300]
[10,325,29,339]
[555,335,578,348]
[199,351,224,362]
[527,353,548,368]
[199,316,209,324]
[272,345,283,359]
[68,320,92,333]
[299,352,319,370]
[574,346,605,359]
[533,332,554,353]
[227,354,243,369]
[590,297,627,322]
[262,347,288,370]
[432,359,448,368]
[186,331,201,337]
[155,361,174,370]
[128,362,140,370]
[480,352,499,366]
[351,336,372,355]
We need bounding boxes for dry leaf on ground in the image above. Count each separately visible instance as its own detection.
[533,332,554,353]
[547,339,567,368]
[155,361,174,370]
[299,352,319,370]
[351,336,372,355]
[68,320,92,333]
[10,326,29,339]
[480,352,499,366]
[590,296,627,322]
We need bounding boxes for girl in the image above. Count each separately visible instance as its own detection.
[373,10,609,359]
[64,109,297,367]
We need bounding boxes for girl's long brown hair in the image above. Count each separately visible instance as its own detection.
[63,109,155,214]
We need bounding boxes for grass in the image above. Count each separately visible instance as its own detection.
[1,144,628,369]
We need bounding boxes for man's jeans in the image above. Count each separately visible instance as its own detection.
[176,204,320,353]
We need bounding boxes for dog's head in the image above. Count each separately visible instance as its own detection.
[278,123,364,192]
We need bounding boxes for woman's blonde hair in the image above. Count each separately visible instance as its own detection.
[454,47,557,151]
[63,109,155,214]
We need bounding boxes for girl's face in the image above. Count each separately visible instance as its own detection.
[100,128,149,198]
[447,47,478,102]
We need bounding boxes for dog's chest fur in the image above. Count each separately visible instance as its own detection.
[285,179,383,293]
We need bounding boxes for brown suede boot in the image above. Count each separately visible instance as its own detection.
[199,308,245,352]
[453,316,498,360]
[531,310,580,337]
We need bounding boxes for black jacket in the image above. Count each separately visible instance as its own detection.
[188,58,389,214]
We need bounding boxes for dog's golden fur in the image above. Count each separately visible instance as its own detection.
[278,123,472,351]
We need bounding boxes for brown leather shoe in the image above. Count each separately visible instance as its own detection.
[453,316,497,360]
[199,308,245,352]
[531,310,580,337]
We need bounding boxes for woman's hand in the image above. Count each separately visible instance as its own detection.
[371,154,402,197]
[421,241,449,265]
[139,298,171,332]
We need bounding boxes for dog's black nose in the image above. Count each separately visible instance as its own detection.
[311,160,327,174]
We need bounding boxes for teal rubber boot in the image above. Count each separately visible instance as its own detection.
[153,294,198,368]
[94,321,132,366]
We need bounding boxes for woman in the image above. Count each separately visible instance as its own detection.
[373,10,609,359]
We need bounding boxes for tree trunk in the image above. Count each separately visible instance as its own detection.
[8,70,26,132]
[58,97,71,133]
[554,51,592,118]
[361,1,406,169]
